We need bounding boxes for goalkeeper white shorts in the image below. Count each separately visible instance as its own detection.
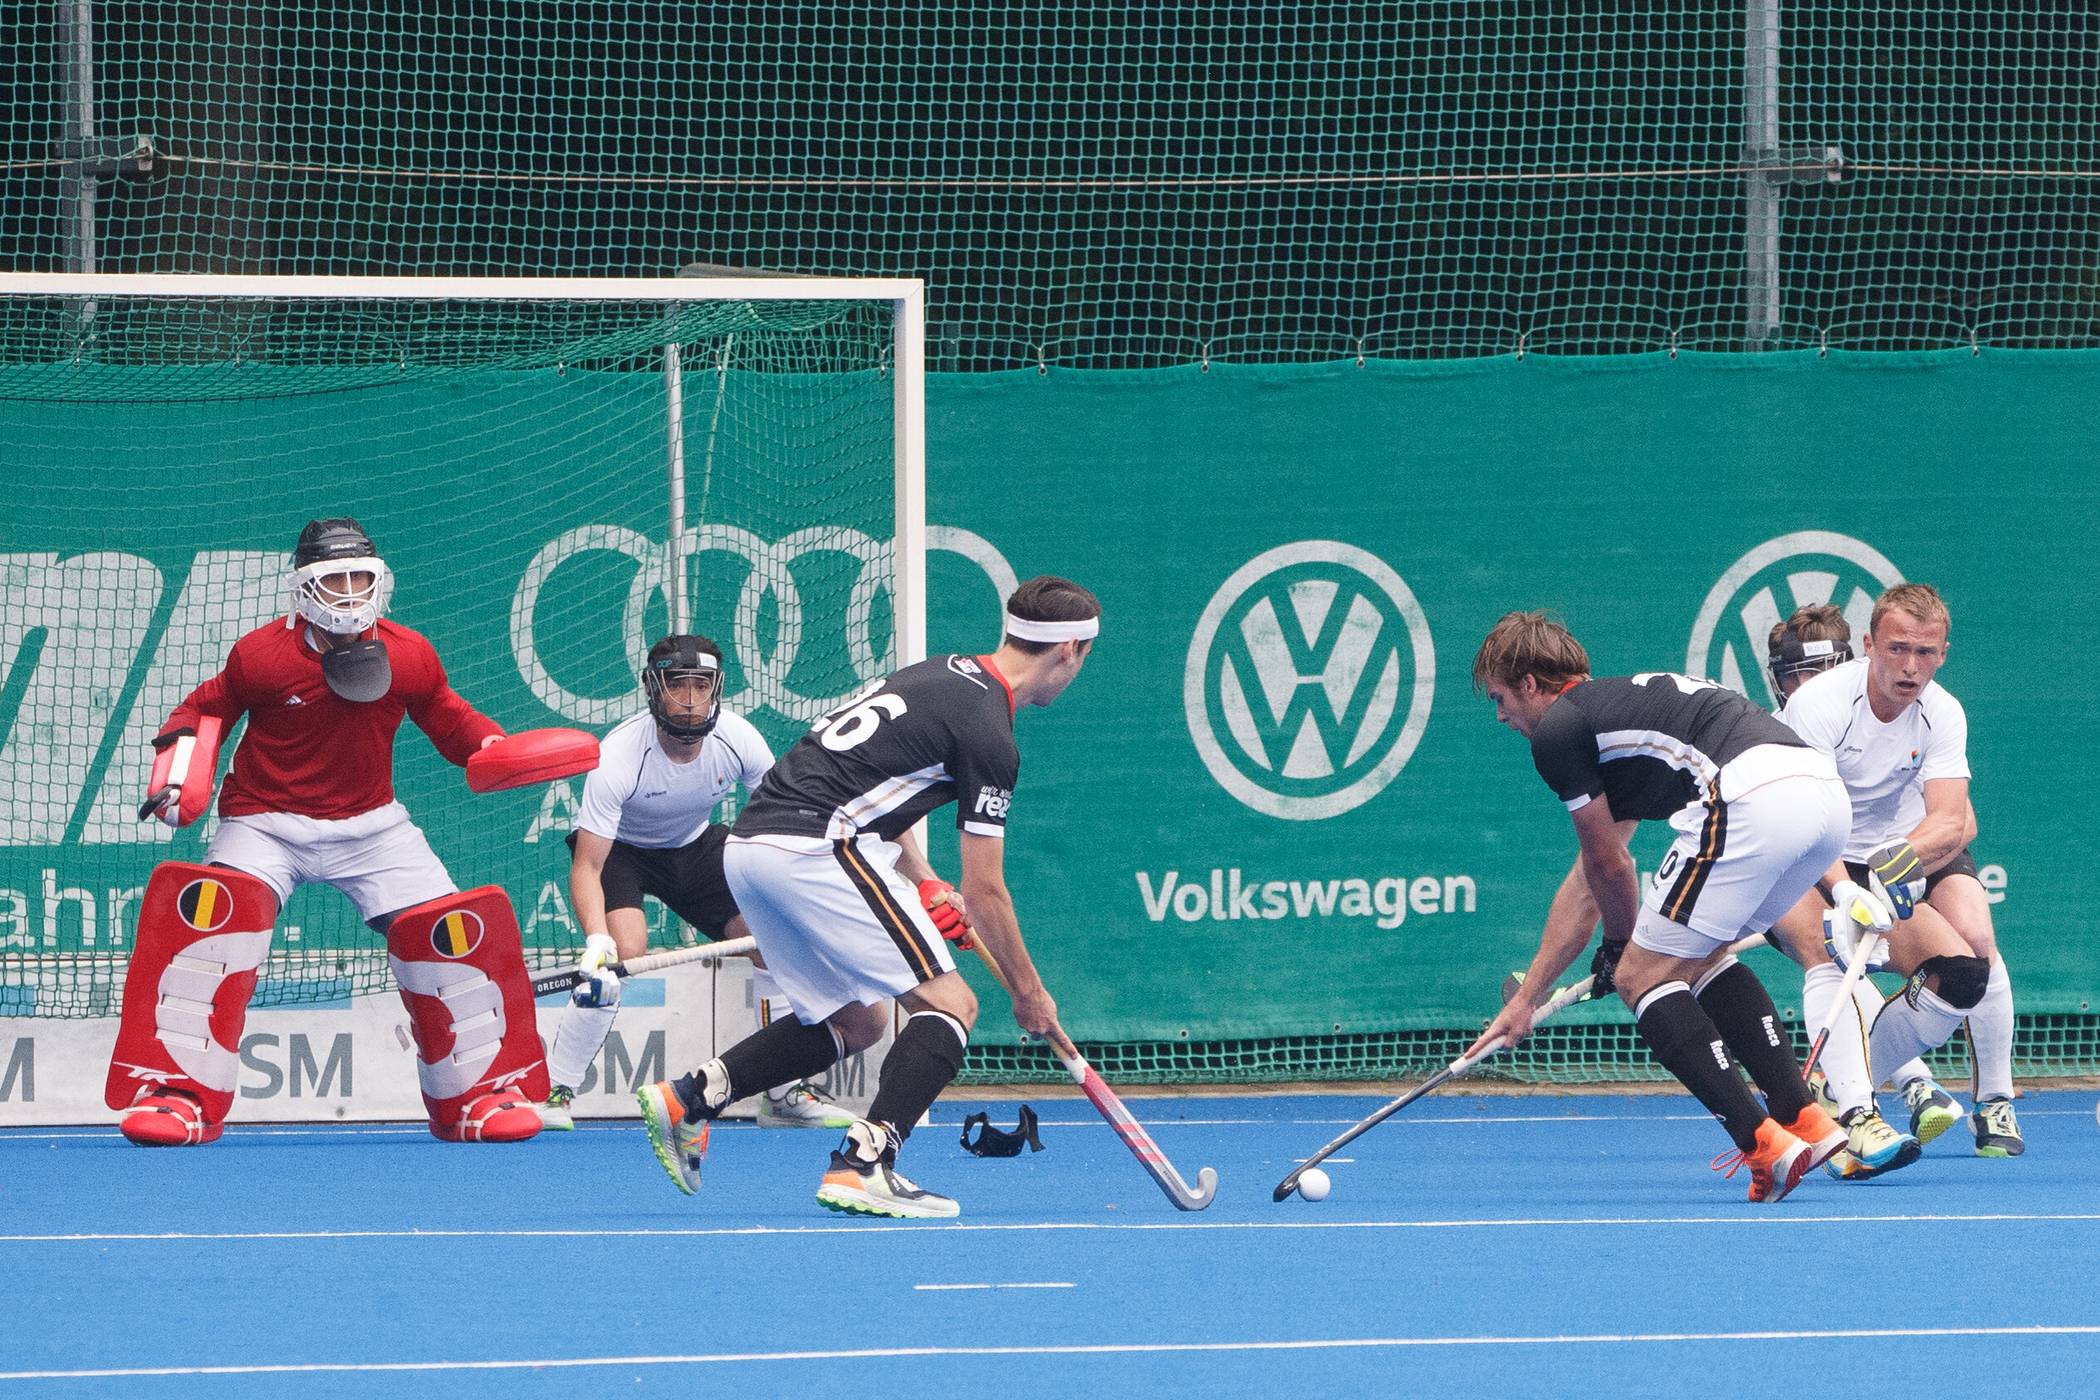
[1635,755,1851,958]
[723,832,956,1024]
[207,801,455,925]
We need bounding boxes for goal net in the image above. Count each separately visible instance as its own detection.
[0,273,924,1019]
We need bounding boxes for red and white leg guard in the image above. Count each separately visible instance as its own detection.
[105,862,278,1146]
[387,887,549,1143]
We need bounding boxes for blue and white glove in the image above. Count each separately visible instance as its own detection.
[1824,879,1894,972]
[1865,841,1923,920]
[572,932,622,1009]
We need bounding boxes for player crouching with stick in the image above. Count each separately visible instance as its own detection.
[1468,612,1875,1203]
[634,576,1099,1218]
[537,634,851,1131]
[109,518,550,1147]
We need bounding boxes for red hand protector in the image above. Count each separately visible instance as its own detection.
[917,879,974,949]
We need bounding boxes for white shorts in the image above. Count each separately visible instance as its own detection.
[1634,751,1851,960]
[723,832,957,1024]
[207,801,456,926]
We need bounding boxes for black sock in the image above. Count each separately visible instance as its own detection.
[676,1017,841,1116]
[1695,960,1811,1122]
[865,1011,967,1145]
[1635,983,1767,1151]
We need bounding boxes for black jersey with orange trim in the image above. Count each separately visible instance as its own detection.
[1528,673,1808,822]
[733,654,1020,842]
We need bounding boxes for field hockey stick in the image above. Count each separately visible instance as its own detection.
[1500,930,1769,1007]
[1273,974,1597,1202]
[1800,929,1884,1081]
[529,935,757,998]
[967,939,1219,1211]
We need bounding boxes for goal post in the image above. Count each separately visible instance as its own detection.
[0,271,926,1019]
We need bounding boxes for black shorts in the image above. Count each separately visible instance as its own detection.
[566,824,741,941]
[1841,845,1980,901]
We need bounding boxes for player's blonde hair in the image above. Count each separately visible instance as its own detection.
[1472,611,1591,694]
[1870,582,1951,638]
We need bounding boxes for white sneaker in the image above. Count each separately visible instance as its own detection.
[758,1080,855,1130]
[816,1120,958,1219]
[536,1085,576,1132]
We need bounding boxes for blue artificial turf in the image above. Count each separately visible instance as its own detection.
[2,1091,2095,1398]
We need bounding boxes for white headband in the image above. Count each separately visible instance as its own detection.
[1004,611,1100,643]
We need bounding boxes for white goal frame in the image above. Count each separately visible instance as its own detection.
[0,272,929,672]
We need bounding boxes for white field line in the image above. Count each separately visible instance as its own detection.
[5,1325,2100,1380]
[913,1282,1076,1291]
[6,1105,2095,1141]
[6,1212,2100,1245]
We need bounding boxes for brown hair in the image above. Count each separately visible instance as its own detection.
[1472,611,1591,694]
[1870,582,1951,638]
[1003,575,1102,655]
[1767,603,1850,656]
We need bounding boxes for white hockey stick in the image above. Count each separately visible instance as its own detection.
[529,935,757,998]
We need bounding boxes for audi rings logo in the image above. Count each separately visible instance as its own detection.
[1687,531,1905,708]
[511,524,1017,725]
[1186,541,1435,821]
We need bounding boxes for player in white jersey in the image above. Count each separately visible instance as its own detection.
[1777,583,2022,1162]
[1756,608,1928,1176]
[536,635,850,1132]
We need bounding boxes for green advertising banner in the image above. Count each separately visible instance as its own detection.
[923,351,2099,1046]
[4,349,2096,1068]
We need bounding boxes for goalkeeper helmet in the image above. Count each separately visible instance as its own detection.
[290,518,393,636]
[643,635,724,742]
[1768,621,1852,693]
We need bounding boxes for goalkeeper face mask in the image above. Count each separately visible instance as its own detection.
[959,1105,1043,1157]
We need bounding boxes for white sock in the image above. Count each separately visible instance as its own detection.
[1869,984,1967,1075]
[1968,957,2016,1101]
[545,998,619,1093]
[1803,963,1874,1114]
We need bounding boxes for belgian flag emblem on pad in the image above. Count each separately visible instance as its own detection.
[430,909,484,959]
[176,878,234,933]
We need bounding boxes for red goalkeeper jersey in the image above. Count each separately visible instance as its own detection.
[161,618,503,821]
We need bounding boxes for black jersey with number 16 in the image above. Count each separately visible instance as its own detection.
[733,654,1020,842]
[1527,673,1810,822]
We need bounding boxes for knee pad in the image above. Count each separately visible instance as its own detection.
[105,862,278,1124]
[387,887,549,1138]
[1920,954,1990,1010]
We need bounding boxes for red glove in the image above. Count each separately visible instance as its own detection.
[917,879,974,949]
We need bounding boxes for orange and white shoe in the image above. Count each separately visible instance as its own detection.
[636,1081,711,1195]
[1712,1118,1813,1203]
[1782,1099,1848,1174]
[119,1088,223,1147]
[431,1091,543,1143]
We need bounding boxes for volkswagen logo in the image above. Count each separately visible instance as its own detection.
[1687,530,1905,708]
[1185,541,1435,821]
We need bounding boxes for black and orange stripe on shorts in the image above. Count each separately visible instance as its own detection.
[1661,782,1728,924]
[832,839,941,983]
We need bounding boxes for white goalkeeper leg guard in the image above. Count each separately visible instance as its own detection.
[1802,962,1875,1115]
[1967,956,2017,1102]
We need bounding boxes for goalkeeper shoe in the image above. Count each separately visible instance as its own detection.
[119,1088,223,1147]
[758,1080,855,1130]
[637,1081,711,1195]
[1711,1119,1813,1204]
[433,1091,543,1143]
[1823,1107,1921,1180]
[1971,1096,2026,1158]
[536,1085,576,1132]
[817,1120,959,1219]
[1901,1077,1961,1146]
